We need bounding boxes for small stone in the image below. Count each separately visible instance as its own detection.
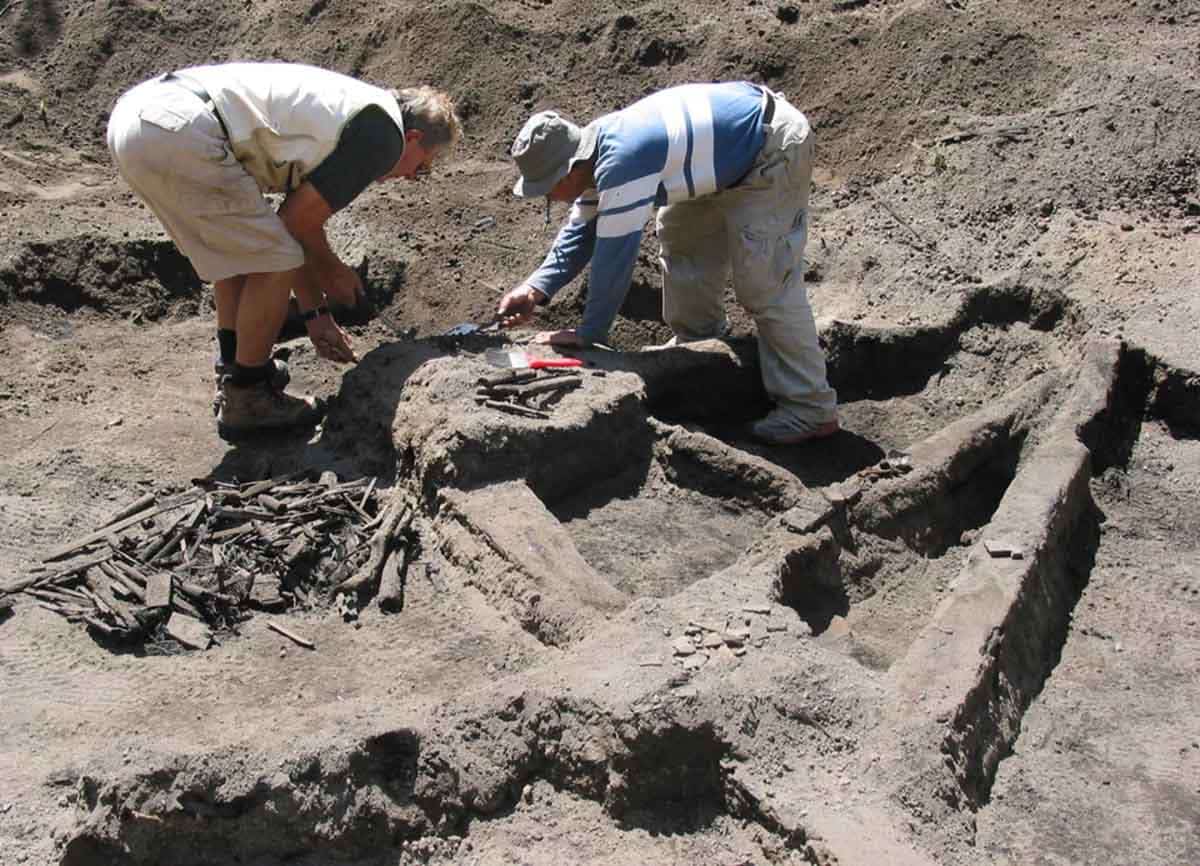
[522,784,534,803]
[766,622,789,633]
[823,479,863,506]
[741,603,771,615]
[983,537,1023,558]
[825,615,851,638]
[682,653,708,671]
[672,637,696,656]
[166,615,212,650]
[702,633,725,649]
[637,656,664,667]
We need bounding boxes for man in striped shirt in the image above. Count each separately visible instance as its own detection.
[498,82,838,445]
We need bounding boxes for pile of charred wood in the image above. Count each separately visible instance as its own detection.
[3,473,414,652]
[474,368,585,419]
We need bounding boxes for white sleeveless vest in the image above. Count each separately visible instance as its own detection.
[182,62,405,194]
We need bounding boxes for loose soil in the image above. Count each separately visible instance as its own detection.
[1,2,1198,865]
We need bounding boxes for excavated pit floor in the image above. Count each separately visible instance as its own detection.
[2,282,1192,866]
[1,277,1143,866]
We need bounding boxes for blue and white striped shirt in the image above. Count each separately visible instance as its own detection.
[525,82,768,343]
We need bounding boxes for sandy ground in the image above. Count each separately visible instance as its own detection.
[1,1,1198,864]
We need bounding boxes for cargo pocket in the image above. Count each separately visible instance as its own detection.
[139,101,195,133]
[732,227,777,314]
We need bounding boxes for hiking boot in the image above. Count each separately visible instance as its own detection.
[216,379,324,441]
[748,409,839,446]
[212,359,290,416]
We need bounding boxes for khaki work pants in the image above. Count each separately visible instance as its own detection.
[655,96,838,425]
[107,77,304,283]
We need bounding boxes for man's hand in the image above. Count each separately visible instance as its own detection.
[313,260,363,308]
[497,285,547,328]
[305,313,358,364]
[533,329,585,347]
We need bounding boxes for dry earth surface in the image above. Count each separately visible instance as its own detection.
[1,1,1198,865]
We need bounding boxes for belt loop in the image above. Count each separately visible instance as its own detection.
[761,88,776,127]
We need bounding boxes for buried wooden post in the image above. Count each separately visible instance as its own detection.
[334,500,413,597]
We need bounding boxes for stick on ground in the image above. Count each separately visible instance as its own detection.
[266,620,315,649]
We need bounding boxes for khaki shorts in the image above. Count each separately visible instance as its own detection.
[106,77,304,283]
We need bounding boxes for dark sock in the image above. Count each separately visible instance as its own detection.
[217,329,237,366]
[231,362,273,386]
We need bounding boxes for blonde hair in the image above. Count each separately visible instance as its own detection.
[391,86,462,150]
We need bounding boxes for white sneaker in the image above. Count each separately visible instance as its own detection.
[644,323,731,351]
[644,335,680,351]
[749,409,839,446]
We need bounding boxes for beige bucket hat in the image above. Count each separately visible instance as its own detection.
[510,110,599,198]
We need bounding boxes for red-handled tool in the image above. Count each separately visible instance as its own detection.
[485,349,585,370]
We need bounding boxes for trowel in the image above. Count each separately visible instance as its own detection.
[484,349,584,370]
[443,316,501,337]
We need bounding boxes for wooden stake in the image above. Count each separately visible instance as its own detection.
[377,542,410,614]
[96,493,155,531]
[334,502,412,595]
[266,620,315,649]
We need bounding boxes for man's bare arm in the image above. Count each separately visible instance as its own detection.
[278,182,362,307]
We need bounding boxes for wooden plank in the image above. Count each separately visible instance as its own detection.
[144,572,172,609]
[42,490,202,562]
[0,549,114,595]
[249,575,287,611]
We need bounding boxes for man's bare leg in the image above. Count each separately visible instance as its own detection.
[212,274,290,393]
[233,269,295,367]
[213,275,246,331]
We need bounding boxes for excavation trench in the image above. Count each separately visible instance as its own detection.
[379,287,1074,649]
[766,375,1046,668]
[881,340,1141,839]
[0,234,406,329]
[0,236,204,322]
[58,697,803,866]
